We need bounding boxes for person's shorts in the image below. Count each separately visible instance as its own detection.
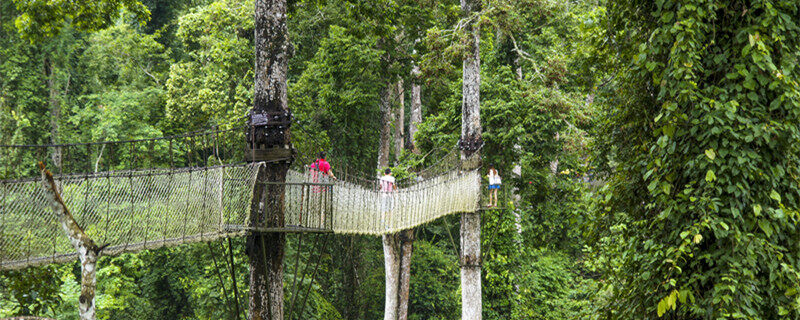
[380,193,394,212]
[488,184,500,190]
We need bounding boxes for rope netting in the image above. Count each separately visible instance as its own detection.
[0,165,260,270]
[328,169,480,235]
[0,125,482,270]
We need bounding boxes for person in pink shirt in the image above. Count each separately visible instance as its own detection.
[309,152,337,180]
[379,168,396,230]
[309,152,336,194]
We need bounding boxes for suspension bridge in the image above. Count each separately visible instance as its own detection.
[0,123,488,270]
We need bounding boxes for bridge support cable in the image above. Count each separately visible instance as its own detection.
[227,238,243,320]
[296,233,331,320]
[287,233,313,320]
[207,241,236,319]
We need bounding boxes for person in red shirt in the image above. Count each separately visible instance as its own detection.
[309,152,337,179]
[309,152,336,194]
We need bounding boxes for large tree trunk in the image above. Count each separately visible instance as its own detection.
[248,0,291,319]
[39,163,102,320]
[408,67,422,154]
[460,0,482,318]
[394,80,405,160]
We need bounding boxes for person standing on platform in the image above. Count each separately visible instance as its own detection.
[487,164,501,207]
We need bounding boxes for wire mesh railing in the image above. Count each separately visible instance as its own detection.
[0,164,260,270]
[0,124,484,270]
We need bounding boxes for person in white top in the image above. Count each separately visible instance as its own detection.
[379,168,397,229]
[487,164,501,207]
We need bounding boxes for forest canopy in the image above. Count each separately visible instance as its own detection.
[1,0,799,319]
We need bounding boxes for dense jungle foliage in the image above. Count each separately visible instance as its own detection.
[1,0,799,319]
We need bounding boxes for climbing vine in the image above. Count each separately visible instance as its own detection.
[591,0,800,318]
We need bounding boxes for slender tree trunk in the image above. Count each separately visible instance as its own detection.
[513,55,523,80]
[45,58,62,171]
[549,132,559,175]
[409,67,422,154]
[248,0,291,319]
[397,230,413,320]
[460,0,482,318]
[378,86,392,169]
[398,66,423,320]
[394,80,405,159]
[379,79,400,320]
[39,163,102,320]
[512,146,522,237]
[383,234,401,320]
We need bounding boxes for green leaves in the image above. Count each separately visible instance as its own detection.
[592,0,800,318]
[770,190,781,203]
[704,149,716,160]
[705,170,716,182]
[657,289,679,317]
[12,0,151,41]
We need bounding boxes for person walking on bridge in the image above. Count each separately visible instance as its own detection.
[309,152,337,180]
[309,152,337,192]
[379,168,397,230]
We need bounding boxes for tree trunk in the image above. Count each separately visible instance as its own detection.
[45,58,62,171]
[397,229,414,320]
[460,0,482,318]
[409,67,422,154]
[549,132,559,175]
[38,163,102,320]
[511,150,522,237]
[513,55,523,80]
[394,80,405,160]
[382,234,401,320]
[249,0,291,319]
[398,67,423,320]
[378,85,392,169]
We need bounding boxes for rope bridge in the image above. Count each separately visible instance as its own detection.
[0,127,481,270]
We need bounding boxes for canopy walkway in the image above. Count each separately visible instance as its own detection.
[0,126,482,270]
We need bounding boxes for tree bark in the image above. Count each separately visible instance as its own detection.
[249,0,291,319]
[549,132,559,175]
[460,0,482,318]
[397,229,414,320]
[38,163,102,320]
[394,80,405,160]
[409,67,422,154]
[378,85,392,169]
[45,58,62,171]
[382,234,401,320]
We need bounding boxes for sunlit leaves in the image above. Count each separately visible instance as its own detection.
[12,0,151,41]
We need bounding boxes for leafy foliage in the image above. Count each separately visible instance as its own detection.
[590,0,800,318]
[12,0,150,41]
